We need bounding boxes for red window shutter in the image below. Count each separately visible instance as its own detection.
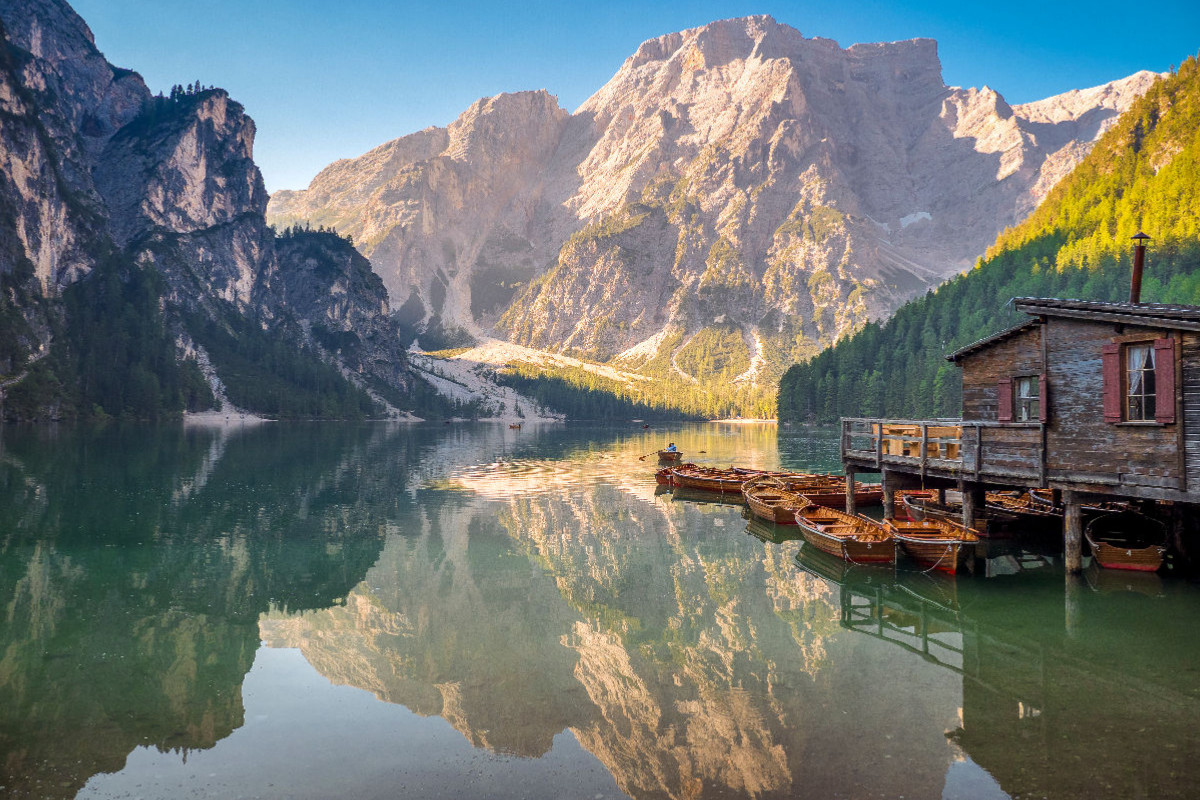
[997,378,1013,422]
[1038,374,1049,422]
[1102,343,1121,423]
[1154,338,1176,424]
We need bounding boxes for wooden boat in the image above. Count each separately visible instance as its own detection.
[793,503,895,564]
[509,423,521,429]
[657,449,683,463]
[985,490,1063,521]
[1029,488,1127,516]
[798,483,883,508]
[886,517,979,575]
[901,493,1018,537]
[742,474,871,522]
[669,464,775,494]
[742,475,808,524]
[654,465,681,486]
[1084,511,1167,572]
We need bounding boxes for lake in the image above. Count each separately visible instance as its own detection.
[1,421,1198,799]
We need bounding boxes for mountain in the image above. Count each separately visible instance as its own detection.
[777,55,1200,423]
[269,16,1158,407]
[0,0,418,420]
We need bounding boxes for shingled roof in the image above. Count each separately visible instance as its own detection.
[945,320,1040,362]
[1012,297,1200,331]
[946,297,1200,362]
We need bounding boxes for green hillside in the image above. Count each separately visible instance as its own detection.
[778,55,1200,423]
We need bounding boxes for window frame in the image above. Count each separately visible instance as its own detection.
[1013,375,1040,422]
[1102,336,1175,425]
[1124,342,1157,423]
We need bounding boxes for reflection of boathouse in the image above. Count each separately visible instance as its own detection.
[800,550,1200,799]
[841,237,1200,570]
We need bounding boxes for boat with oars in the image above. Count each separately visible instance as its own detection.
[793,503,895,564]
[668,464,783,495]
[657,449,684,463]
[886,516,980,574]
[901,492,1019,537]
[794,482,884,508]
[984,490,1064,528]
[742,475,805,524]
[742,473,886,514]
[1084,510,1168,572]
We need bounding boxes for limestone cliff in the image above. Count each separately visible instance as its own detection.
[269,15,1158,387]
[0,0,412,419]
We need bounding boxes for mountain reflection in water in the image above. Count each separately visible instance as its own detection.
[0,422,1197,800]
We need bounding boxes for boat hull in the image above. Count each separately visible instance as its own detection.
[1086,534,1166,572]
[794,507,895,564]
[902,494,1017,537]
[893,535,969,574]
[744,490,799,524]
[657,450,683,463]
[887,518,979,575]
[1085,511,1167,572]
[671,466,772,494]
[801,487,883,508]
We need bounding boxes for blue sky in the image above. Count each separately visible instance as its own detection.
[70,0,1200,193]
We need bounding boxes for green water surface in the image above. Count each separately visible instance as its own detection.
[0,421,1196,800]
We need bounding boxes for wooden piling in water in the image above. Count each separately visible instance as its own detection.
[881,469,895,520]
[845,466,857,516]
[1063,490,1083,574]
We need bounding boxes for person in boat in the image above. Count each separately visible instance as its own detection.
[666,443,677,452]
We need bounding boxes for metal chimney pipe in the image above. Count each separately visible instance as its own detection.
[1130,232,1151,304]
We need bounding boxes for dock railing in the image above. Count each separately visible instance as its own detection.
[841,418,1044,483]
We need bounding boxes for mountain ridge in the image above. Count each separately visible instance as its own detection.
[268,15,1160,411]
[777,55,1200,423]
[0,0,423,420]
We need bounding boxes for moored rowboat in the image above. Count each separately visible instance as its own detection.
[793,503,895,564]
[901,493,1018,537]
[742,475,806,524]
[655,465,682,486]
[798,483,883,508]
[670,464,778,494]
[1085,511,1167,572]
[886,517,979,574]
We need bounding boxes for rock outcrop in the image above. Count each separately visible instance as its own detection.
[0,0,412,419]
[270,15,1159,386]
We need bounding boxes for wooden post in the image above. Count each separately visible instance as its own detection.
[882,469,895,520]
[845,466,857,516]
[936,486,947,506]
[961,483,977,531]
[1063,490,1083,574]
[920,423,928,480]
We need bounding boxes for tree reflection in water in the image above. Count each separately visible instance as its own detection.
[2,423,1198,800]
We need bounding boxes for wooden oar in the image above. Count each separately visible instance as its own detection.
[637,450,658,461]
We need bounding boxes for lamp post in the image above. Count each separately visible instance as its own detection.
[1129,231,1151,304]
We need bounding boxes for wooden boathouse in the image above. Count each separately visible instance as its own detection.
[840,238,1200,572]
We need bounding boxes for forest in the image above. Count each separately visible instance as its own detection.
[778,55,1200,423]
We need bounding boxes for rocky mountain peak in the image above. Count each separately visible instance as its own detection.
[267,17,1163,402]
[445,89,567,164]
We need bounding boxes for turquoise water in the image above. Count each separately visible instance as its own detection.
[1,422,1197,799]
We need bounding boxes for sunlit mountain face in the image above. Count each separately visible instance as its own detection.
[2,422,1198,799]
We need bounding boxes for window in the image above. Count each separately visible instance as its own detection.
[1125,343,1156,421]
[1102,338,1175,424]
[1015,376,1040,421]
[997,375,1045,423]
